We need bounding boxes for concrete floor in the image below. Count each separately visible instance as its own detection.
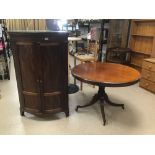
[0,56,155,134]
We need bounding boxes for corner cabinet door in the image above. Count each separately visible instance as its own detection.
[15,42,42,114]
[40,41,68,114]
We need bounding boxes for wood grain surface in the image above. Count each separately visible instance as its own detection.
[72,62,141,87]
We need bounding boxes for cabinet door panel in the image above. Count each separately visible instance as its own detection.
[40,42,68,112]
[40,43,68,92]
[16,43,42,113]
[17,43,41,92]
[44,94,62,112]
[24,95,41,112]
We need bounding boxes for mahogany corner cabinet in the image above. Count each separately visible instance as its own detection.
[9,31,69,117]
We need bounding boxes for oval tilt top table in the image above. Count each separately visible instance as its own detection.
[72,62,141,125]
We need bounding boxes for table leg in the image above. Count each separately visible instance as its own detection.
[75,86,125,125]
[75,94,99,111]
[100,104,106,125]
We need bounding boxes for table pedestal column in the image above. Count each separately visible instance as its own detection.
[75,86,124,125]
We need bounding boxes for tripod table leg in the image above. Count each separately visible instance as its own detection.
[75,94,99,111]
[100,104,106,126]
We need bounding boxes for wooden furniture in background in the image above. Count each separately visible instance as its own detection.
[9,31,69,117]
[139,58,155,93]
[74,40,99,90]
[106,47,131,65]
[129,20,155,71]
[107,19,130,48]
[72,62,140,125]
[74,40,99,62]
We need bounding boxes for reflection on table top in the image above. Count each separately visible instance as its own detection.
[72,62,141,87]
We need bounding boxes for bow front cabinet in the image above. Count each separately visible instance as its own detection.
[9,31,69,117]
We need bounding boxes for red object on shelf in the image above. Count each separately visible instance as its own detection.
[0,41,4,51]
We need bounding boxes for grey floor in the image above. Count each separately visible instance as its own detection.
[0,56,155,134]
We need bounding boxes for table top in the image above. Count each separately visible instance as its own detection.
[72,62,141,87]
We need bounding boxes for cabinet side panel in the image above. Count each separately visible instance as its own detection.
[11,42,25,113]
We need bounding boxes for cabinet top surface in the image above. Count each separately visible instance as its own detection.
[144,58,155,63]
[8,30,68,33]
[8,31,69,40]
[8,30,68,36]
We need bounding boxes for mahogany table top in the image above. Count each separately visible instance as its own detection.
[72,62,141,87]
